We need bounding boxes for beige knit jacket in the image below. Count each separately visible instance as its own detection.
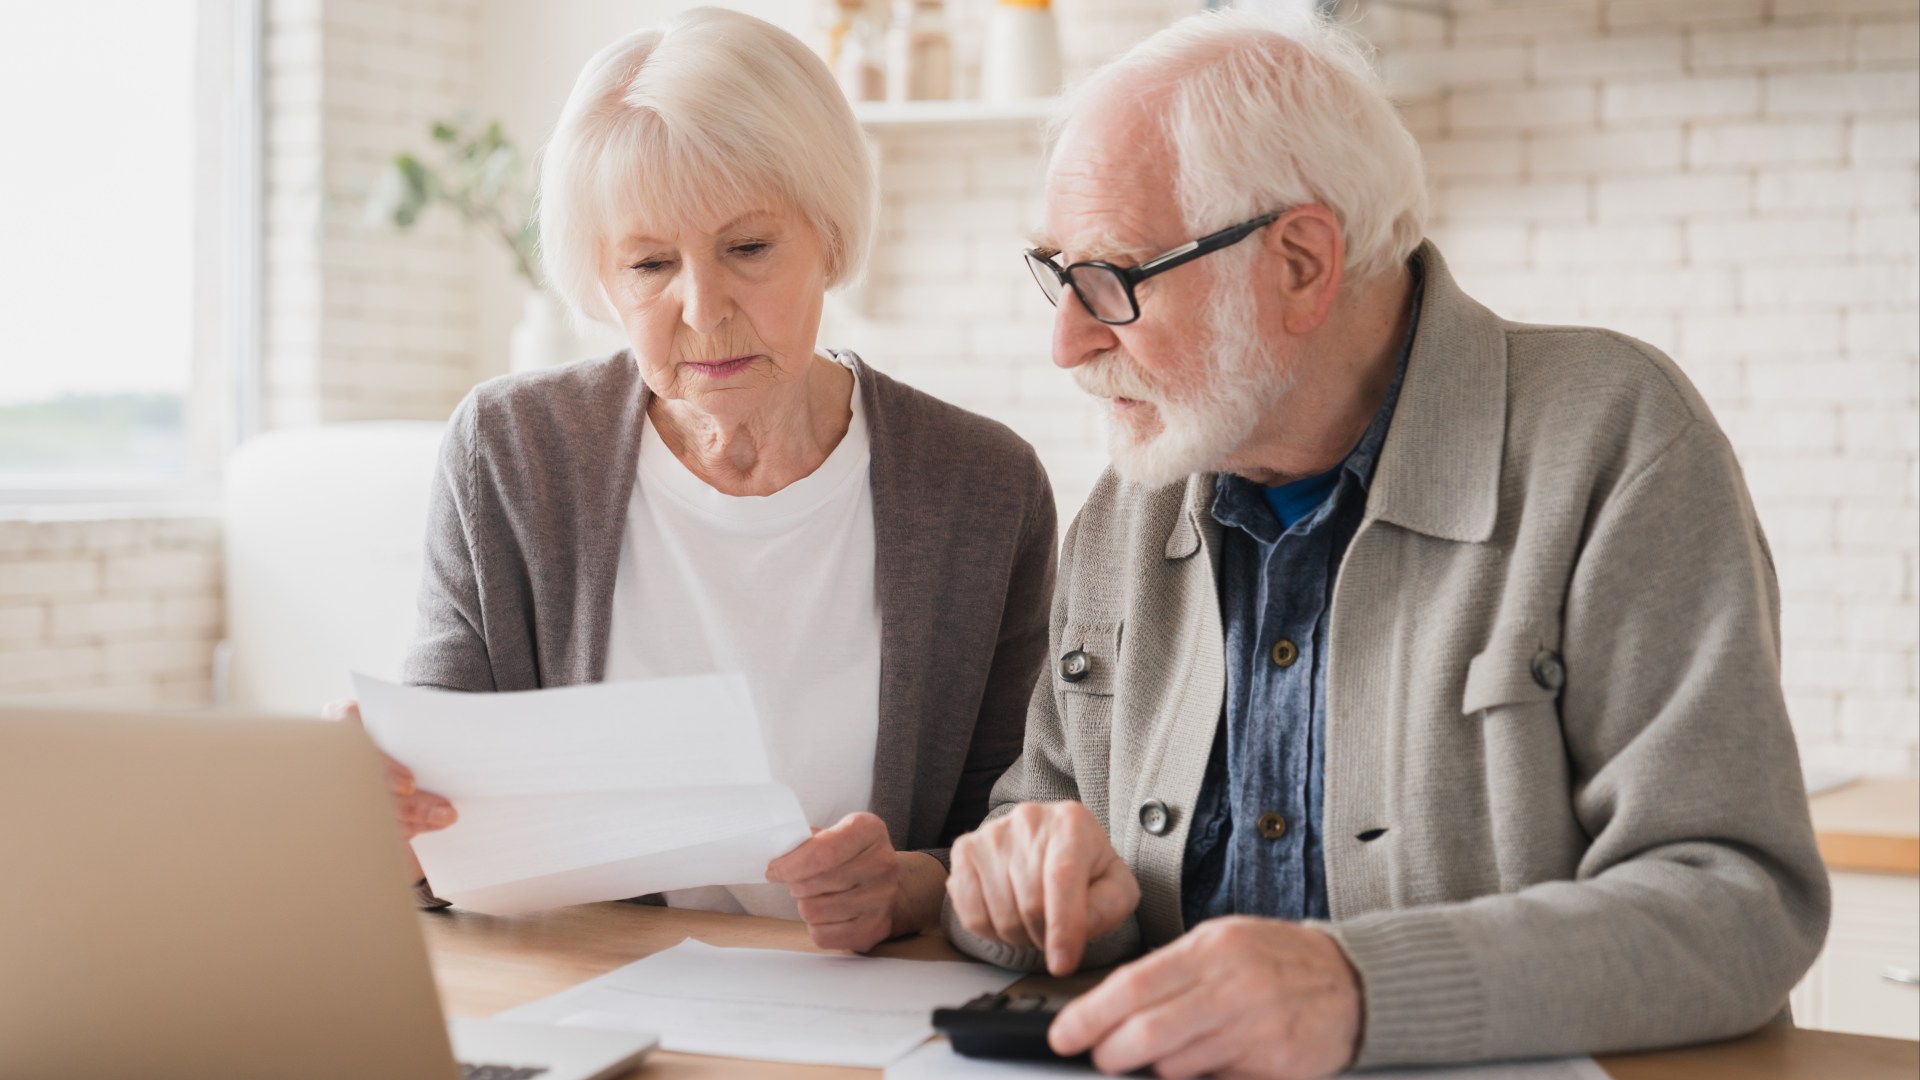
[945,242,1831,1069]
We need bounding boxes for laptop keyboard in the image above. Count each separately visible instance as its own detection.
[459,1064,549,1080]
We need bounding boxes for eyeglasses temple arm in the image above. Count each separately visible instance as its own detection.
[1126,210,1285,282]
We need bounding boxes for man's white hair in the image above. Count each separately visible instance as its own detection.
[538,6,874,327]
[1054,9,1427,285]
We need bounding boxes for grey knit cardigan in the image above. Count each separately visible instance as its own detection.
[401,350,1058,866]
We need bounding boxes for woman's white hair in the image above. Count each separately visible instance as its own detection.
[539,6,874,326]
[1053,9,1427,286]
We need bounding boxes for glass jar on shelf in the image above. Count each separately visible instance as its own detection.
[885,0,953,102]
[833,0,887,102]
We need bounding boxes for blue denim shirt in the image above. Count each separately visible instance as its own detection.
[1180,267,1423,928]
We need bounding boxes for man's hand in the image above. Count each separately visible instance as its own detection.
[947,801,1140,975]
[1049,916,1363,1079]
[766,811,945,953]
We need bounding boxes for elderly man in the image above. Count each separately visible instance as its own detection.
[943,10,1830,1079]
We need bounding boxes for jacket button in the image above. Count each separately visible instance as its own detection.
[1256,811,1288,839]
[1531,648,1566,692]
[1060,649,1091,683]
[1270,639,1298,668]
[1139,799,1171,836]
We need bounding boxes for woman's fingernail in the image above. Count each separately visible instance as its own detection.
[428,805,455,827]
[396,777,415,796]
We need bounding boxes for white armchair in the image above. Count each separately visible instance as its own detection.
[222,422,446,714]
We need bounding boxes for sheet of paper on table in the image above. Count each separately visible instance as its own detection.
[888,1040,1614,1079]
[886,1039,1088,1078]
[499,938,1021,1068]
[352,673,812,915]
[887,1039,1613,1079]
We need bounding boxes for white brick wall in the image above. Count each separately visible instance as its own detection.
[0,516,223,708]
[1378,0,1920,777]
[261,0,481,427]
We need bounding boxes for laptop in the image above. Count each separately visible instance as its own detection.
[0,706,656,1080]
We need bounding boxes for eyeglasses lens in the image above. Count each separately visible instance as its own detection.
[1069,265,1133,323]
[1025,252,1066,307]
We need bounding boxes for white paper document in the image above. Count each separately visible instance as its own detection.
[1364,1059,1612,1080]
[352,673,812,915]
[500,939,1021,1067]
[886,1039,1090,1078]
[888,1039,1612,1080]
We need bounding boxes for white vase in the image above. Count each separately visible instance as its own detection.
[508,292,576,374]
[981,1,1060,103]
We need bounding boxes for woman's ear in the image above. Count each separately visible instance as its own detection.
[1262,206,1345,336]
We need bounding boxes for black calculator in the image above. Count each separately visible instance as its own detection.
[932,991,1088,1062]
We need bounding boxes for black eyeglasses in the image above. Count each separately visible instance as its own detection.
[1023,209,1286,325]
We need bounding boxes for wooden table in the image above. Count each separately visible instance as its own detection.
[1811,777,1920,875]
[423,903,1920,1079]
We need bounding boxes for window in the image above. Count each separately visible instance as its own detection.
[0,0,256,498]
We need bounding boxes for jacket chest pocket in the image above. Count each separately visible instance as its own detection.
[1057,621,1121,697]
[1461,628,1580,887]
[1056,621,1122,825]
[1463,630,1565,716]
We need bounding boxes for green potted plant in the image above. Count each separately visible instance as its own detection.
[367,117,574,373]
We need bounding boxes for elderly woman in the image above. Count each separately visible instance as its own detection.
[349,7,1054,952]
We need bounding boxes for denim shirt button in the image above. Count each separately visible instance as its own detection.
[1269,639,1299,668]
[1255,811,1288,840]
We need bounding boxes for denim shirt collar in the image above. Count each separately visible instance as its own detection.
[1211,258,1426,544]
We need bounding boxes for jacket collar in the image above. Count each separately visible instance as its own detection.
[1362,241,1506,544]
[1162,240,1506,558]
[1167,479,1208,559]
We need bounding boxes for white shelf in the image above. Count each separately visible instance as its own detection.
[851,98,1054,132]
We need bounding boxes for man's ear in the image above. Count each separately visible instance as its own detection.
[1261,206,1345,335]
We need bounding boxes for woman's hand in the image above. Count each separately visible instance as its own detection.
[322,699,458,840]
[765,811,947,953]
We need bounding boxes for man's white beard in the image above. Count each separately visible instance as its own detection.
[1075,273,1292,489]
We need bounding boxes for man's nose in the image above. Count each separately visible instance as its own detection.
[1051,288,1118,371]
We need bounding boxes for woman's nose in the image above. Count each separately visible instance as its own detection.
[679,261,735,336]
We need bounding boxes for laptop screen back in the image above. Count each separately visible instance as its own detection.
[0,707,459,1080]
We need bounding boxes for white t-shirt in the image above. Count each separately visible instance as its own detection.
[602,356,881,919]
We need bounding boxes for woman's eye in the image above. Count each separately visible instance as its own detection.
[629,259,672,274]
[731,241,769,257]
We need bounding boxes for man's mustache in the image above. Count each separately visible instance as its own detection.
[1073,351,1163,404]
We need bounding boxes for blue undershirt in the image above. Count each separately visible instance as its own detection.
[1262,465,1344,529]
